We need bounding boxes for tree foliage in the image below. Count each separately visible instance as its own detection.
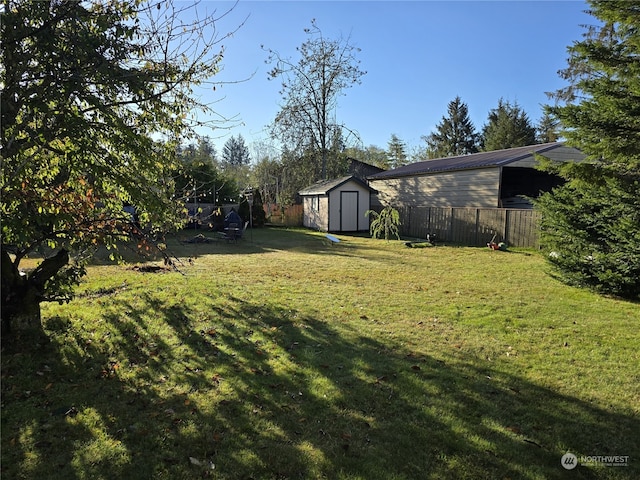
[345,145,390,170]
[238,188,267,228]
[276,146,350,206]
[265,19,366,180]
[221,134,251,167]
[220,134,251,190]
[0,0,239,343]
[386,134,408,169]
[535,0,640,300]
[481,99,537,151]
[423,96,479,158]
[535,111,561,144]
[174,137,238,205]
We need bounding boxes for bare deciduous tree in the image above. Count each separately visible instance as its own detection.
[264,20,366,180]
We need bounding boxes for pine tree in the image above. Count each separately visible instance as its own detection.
[536,111,561,144]
[535,0,640,300]
[222,135,251,167]
[423,96,479,158]
[387,134,408,169]
[481,99,536,150]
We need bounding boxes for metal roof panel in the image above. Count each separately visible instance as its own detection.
[368,142,563,179]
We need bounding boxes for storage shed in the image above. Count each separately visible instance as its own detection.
[299,176,375,232]
[368,142,584,209]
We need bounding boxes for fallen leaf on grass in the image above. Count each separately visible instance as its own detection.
[524,439,543,448]
[411,365,421,371]
[189,457,215,470]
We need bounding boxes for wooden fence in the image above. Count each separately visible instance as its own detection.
[264,204,304,227]
[397,206,541,248]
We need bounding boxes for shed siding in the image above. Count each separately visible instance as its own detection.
[328,183,371,231]
[318,196,329,230]
[370,168,501,208]
[302,195,329,230]
[300,177,373,232]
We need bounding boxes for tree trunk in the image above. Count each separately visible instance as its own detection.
[1,248,69,350]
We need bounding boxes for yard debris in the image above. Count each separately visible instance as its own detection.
[487,234,508,251]
[189,457,215,470]
[130,264,171,273]
[185,234,213,244]
[405,241,434,248]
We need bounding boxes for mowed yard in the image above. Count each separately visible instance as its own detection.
[2,227,638,480]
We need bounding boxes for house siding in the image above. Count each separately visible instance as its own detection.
[369,168,501,208]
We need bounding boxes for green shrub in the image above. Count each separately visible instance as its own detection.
[365,205,401,240]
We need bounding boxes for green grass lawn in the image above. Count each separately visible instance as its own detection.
[2,227,639,479]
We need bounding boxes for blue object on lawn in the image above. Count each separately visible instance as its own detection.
[325,234,340,244]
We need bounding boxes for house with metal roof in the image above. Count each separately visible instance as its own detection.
[299,175,376,232]
[367,142,584,209]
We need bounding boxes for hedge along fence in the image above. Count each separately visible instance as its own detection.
[397,206,541,248]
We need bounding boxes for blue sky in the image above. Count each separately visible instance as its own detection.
[192,0,593,155]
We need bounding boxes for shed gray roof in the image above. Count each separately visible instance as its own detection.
[368,142,565,180]
[299,175,375,196]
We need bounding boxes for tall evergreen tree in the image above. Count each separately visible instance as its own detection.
[423,96,479,158]
[221,134,251,190]
[535,0,640,300]
[481,99,537,150]
[221,134,251,167]
[387,134,408,169]
[536,111,561,144]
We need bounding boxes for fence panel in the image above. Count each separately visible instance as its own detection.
[265,204,304,227]
[477,208,507,245]
[427,207,453,240]
[409,206,430,239]
[397,206,540,247]
[450,208,476,245]
[506,209,540,247]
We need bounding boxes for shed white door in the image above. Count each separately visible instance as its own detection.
[340,191,359,231]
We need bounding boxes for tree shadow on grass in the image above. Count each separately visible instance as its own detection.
[82,228,404,268]
[2,291,638,479]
